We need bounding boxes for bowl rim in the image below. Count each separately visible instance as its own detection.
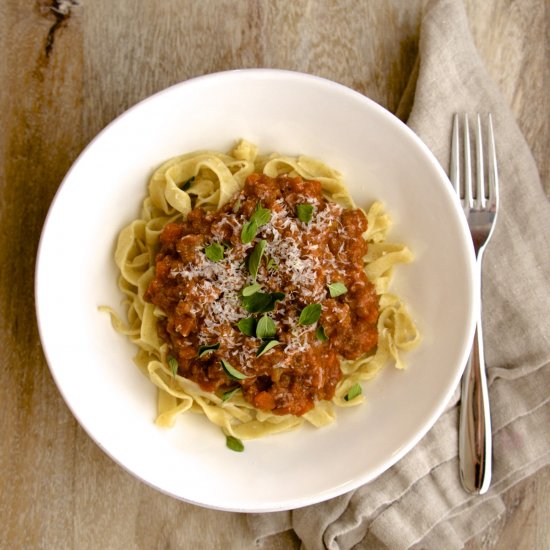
[35,68,477,512]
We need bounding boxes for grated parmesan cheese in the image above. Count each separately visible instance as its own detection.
[167,192,349,362]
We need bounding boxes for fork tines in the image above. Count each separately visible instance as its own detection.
[451,113,498,211]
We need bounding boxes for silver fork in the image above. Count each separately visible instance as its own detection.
[451,113,499,494]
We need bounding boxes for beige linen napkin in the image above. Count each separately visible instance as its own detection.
[251,0,550,548]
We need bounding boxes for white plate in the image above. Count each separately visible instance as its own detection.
[35,69,476,512]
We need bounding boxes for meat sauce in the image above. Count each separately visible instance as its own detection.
[144,174,378,416]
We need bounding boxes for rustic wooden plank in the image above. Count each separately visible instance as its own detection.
[80,0,422,141]
[0,1,84,548]
[465,464,550,550]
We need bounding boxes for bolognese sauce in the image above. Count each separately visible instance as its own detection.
[144,173,378,416]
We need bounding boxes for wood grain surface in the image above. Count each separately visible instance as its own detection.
[1,1,548,548]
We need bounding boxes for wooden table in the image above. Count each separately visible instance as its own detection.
[1,1,548,548]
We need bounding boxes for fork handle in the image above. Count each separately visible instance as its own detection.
[459,307,492,494]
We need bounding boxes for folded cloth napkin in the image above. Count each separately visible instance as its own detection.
[250,0,550,548]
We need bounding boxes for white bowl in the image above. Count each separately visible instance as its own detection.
[35,69,476,512]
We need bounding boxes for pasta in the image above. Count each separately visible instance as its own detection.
[101,140,420,443]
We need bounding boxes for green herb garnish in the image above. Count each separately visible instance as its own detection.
[256,315,277,339]
[298,303,322,325]
[241,203,271,243]
[222,387,240,402]
[266,257,278,271]
[167,356,179,377]
[242,283,261,297]
[198,342,220,358]
[328,281,348,298]
[220,358,249,380]
[181,176,195,191]
[251,202,271,226]
[296,203,314,223]
[241,220,258,244]
[248,239,267,281]
[205,242,225,262]
[256,340,281,357]
[236,317,256,336]
[345,383,362,401]
[315,325,328,341]
[226,435,245,452]
[241,291,285,313]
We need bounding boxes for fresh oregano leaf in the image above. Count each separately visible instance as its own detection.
[198,342,220,358]
[220,358,249,380]
[242,292,272,313]
[240,203,271,243]
[236,317,256,336]
[181,176,195,191]
[296,203,314,223]
[205,242,224,262]
[167,355,179,377]
[248,239,267,281]
[226,435,245,452]
[251,202,271,227]
[315,325,328,341]
[345,383,362,401]
[222,387,240,402]
[256,315,276,339]
[241,219,258,243]
[241,291,285,313]
[242,283,261,297]
[328,281,348,298]
[256,339,281,357]
[298,303,322,325]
